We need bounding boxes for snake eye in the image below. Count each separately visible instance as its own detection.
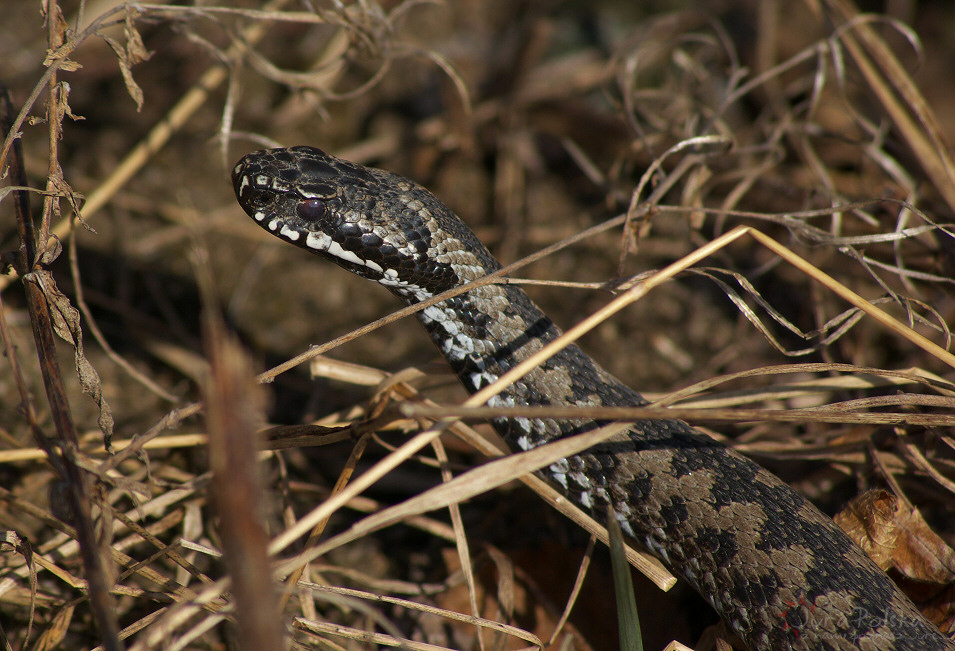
[296,198,327,222]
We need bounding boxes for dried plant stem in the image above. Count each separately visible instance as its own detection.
[2,78,123,649]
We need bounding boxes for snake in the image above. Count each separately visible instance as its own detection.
[232,145,953,650]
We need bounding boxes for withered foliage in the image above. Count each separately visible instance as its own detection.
[1,1,954,649]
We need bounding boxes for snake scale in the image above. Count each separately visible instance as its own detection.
[232,145,953,650]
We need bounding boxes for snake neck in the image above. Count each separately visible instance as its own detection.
[395,273,647,446]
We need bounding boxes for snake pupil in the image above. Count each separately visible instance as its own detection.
[296,198,326,222]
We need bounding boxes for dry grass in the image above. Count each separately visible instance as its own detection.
[2,1,955,649]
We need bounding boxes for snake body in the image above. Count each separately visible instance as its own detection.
[233,145,952,650]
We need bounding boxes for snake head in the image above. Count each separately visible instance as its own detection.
[232,145,488,299]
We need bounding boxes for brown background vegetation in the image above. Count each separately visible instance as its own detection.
[2,0,955,649]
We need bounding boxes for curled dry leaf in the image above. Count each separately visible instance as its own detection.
[99,6,152,111]
[24,269,114,449]
[835,489,955,629]
[836,489,955,581]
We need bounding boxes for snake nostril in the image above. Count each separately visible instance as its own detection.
[246,190,271,208]
[296,198,327,222]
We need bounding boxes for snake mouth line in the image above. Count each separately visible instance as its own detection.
[233,153,424,293]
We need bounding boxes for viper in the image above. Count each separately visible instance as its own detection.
[232,145,953,650]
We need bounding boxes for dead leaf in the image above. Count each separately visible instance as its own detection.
[99,7,152,111]
[24,269,114,450]
[834,489,900,571]
[836,489,955,582]
[835,489,955,631]
[40,1,80,71]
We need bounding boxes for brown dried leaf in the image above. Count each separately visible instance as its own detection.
[835,490,955,630]
[42,44,82,72]
[49,81,84,129]
[25,269,114,449]
[40,1,78,70]
[836,489,955,583]
[99,7,152,111]
[893,509,955,585]
[834,489,899,571]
